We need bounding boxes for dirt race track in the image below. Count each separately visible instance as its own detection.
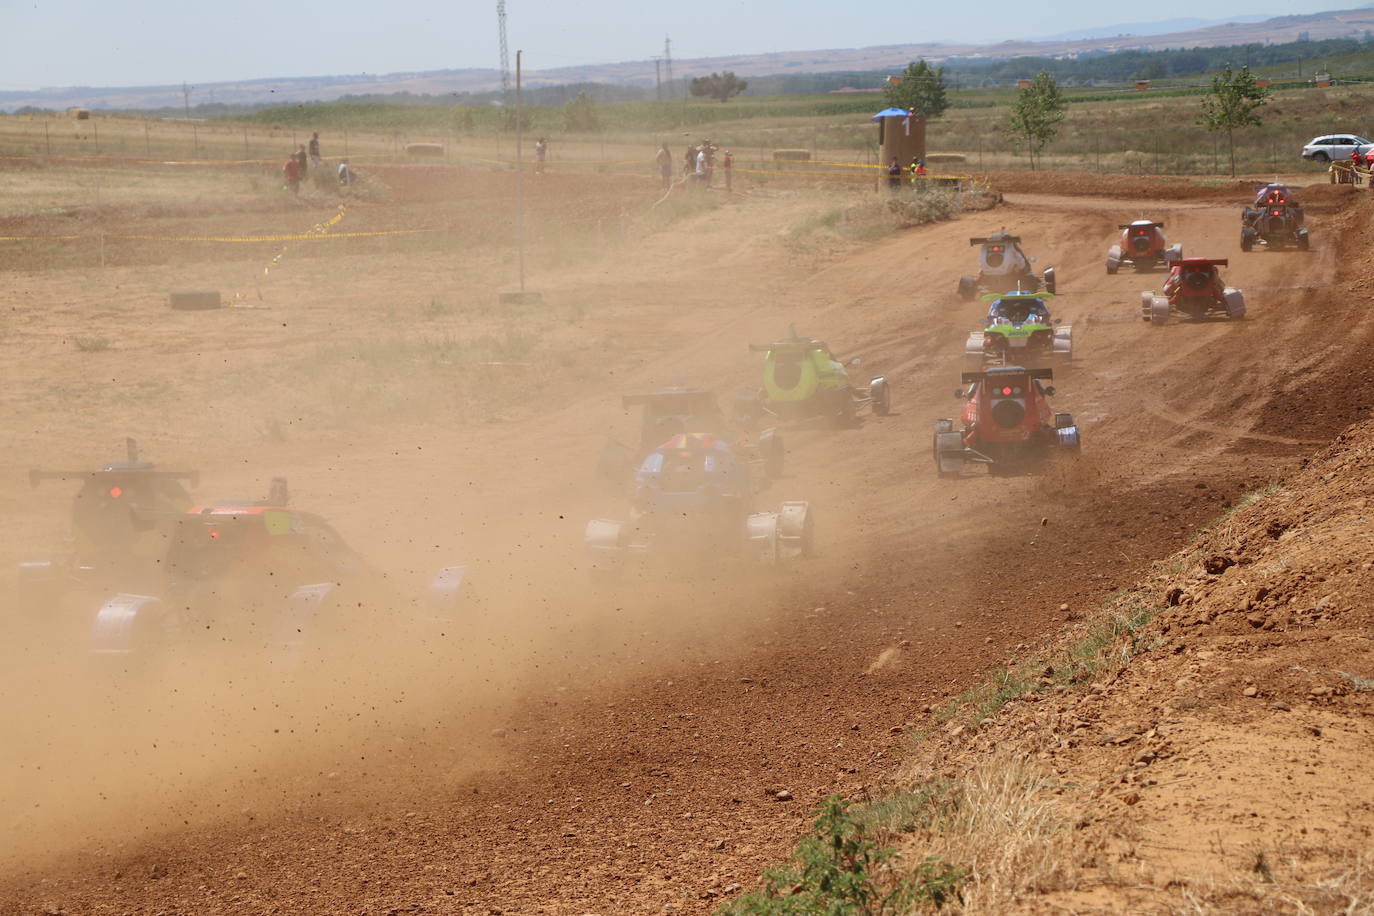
[1,162,1372,914]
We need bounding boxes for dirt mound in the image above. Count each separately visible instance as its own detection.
[886,416,1374,912]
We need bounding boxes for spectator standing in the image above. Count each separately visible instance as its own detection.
[295,144,308,178]
[887,158,902,190]
[283,155,302,195]
[684,144,697,176]
[695,146,707,188]
[656,143,673,191]
[338,159,354,185]
[722,149,734,192]
[534,137,547,174]
[308,132,321,168]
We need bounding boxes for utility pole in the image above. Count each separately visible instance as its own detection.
[654,57,663,101]
[664,35,674,99]
[516,50,525,294]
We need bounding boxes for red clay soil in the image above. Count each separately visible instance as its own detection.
[0,169,1370,914]
[896,414,1374,912]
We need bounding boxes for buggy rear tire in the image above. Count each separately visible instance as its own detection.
[933,431,964,478]
[957,275,976,301]
[1148,297,1170,326]
[870,377,891,416]
[1223,288,1247,320]
[1042,268,1056,295]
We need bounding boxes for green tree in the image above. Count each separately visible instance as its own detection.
[563,91,599,131]
[1007,71,1066,171]
[1135,59,1167,81]
[689,71,748,103]
[1200,64,1269,177]
[883,59,950,120]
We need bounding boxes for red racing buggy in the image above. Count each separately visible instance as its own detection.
[1140,257,1246,325]
[932,366,1080,476]
[1106,220,1182,273]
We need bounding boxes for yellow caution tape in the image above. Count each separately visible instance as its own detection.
[0,227,441,243]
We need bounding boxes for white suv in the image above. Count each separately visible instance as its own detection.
[1300,134,1373,162]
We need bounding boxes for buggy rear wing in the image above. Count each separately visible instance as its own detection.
[1119,222,1164,229]
[749,341,813,353]
[29,468,200,487]
[979,291,1053,302]
[961,367,1053,384]
[28,437,198,488]
[969,235,1021,246]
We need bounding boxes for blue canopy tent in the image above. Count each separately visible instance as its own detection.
[871,107,911,121]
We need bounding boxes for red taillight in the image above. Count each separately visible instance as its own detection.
[108,486,122,498]
[1001,386,1013,395]
[208,529,220,539]
[1272,209,1281,216]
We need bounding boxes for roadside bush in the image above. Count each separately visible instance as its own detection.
[789,187,998,243]
[719,796,961,915]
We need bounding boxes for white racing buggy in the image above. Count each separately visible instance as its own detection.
[585,433,811,578]
[958,230,1056,300]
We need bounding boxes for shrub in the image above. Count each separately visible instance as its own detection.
[719,796,961,915]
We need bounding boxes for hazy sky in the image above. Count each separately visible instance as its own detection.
[0,0,1347,90]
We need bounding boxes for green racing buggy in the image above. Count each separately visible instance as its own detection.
[963,292,1074,371]
[735,327,891,427]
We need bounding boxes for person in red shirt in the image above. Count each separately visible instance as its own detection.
[283,156,302,195]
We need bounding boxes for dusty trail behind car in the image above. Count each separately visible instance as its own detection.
[0,171,1369,914]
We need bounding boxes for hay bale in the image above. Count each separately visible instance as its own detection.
[168,290,222,311]
[772,149,811,161]
[67,108,90,120]
[404,142,445,157]
[925,153,967,165]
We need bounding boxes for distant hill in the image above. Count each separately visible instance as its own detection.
[1034,14,1271,42]
[4,6,1374,112]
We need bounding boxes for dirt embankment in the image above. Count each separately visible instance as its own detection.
[988,170,1363,210]
[889,416,1374,912]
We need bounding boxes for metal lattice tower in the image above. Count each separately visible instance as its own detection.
[497,0,512,102]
